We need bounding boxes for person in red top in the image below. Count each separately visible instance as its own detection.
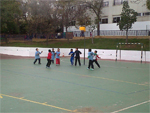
[46,49,52,68]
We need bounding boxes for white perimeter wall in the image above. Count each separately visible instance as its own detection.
[0,47,150,62]
[65,21,150,32]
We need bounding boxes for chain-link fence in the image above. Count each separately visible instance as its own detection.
[0,33,70,42]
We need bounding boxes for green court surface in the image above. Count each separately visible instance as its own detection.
[0,57,150,113]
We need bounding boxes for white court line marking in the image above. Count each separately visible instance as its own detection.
[111,100,150,113]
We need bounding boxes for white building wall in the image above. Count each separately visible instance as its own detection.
[102,0,122,24]
[66,21,150,31]
[100,21,150,30]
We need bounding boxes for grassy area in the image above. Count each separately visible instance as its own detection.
[1,38,149,51]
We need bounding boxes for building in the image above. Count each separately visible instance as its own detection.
[67,0,150,33]
[101,0,149,24]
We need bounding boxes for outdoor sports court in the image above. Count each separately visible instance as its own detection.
[0,54,149,113]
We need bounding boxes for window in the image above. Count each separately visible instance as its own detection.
[137,13,142,16]
[95,18,108,24]
[113,0,128,5]
[113,17,120,23]
[137,12,150,16]
[101,18,108,24]
[103,1,109,7]
[143,12,150,16]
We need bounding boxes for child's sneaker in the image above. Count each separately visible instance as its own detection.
[87,68,90,70]
[90,68,94,71]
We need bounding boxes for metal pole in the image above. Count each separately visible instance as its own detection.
[146,25,147,36]
[145,51,146,63]
[84,32,85,65]
[141,45,143,63]
[120,44,121,60]
[116,44,118,61]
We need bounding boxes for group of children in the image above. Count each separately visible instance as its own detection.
[33,48,60,68]
[33,48,100,70]
[46,48,61,68]
[87,49,100,71]
[69,48,82,66]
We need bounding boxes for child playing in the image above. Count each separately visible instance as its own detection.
[46,49,52,68]
[87,49,94,70]
[68,49,74,65]
[56,48,60,65]
[93,50,100,68]
[51,48,55,64]
[74,48,82,66]
[33,48,43,64]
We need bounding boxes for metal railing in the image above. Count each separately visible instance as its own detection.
[73,30,150,37]
[0,30,149,42]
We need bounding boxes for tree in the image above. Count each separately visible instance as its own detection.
[76,13,91,27]
[146,0,150,10]
[55,0,86,42]
[117,1,137,43]
[76,12,93,41]
[81,0,104,36]
[1,0,22,34]
[19,0,87,43]
[1,0,22,43]
[23,0,55,34]
[88,21,97,44]
[20,0,58,45]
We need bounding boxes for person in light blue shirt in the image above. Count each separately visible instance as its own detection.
[51,48,55,64]
[33,48,43,64]
[87,49,94,70]
[56,48,60,65]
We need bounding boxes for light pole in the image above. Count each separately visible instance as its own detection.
[83,31,85,65]
[99,21,101,36]
[79,26,86,65]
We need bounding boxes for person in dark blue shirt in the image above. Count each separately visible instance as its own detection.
[69,49,74,65]
[74,48,82,66]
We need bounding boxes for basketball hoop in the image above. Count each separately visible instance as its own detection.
[79,26,86,32]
